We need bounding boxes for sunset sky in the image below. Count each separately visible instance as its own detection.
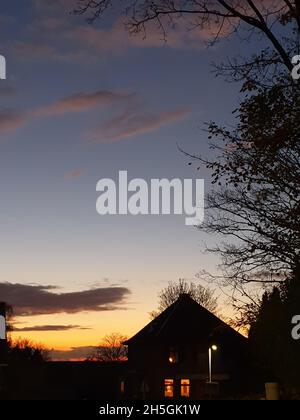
[0,0,261,359]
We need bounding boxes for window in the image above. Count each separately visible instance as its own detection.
[164,379,174,398]
[168,347,179,364]
[181,379,190,398]
[120,380,125,395]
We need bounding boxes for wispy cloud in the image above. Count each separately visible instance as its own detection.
[19,3,231,64]
[66,169,85,179]
[14,19,209,64]
[0,109,28,134]
[0,89,132,135]
[65,18,209,54]
[0,89,188,142]
[35,90,133,117]
[93,108,190,142]
[13,324,91,332]
[0,282,130,316]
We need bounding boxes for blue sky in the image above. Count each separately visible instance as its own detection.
[0,0,258,354]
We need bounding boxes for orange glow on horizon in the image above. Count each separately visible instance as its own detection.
[7,298,242,357]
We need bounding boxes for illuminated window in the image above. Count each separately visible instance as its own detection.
[120,380,125,395]
[181,379,190,398]
[164,379,174,398]
[168,347,178,364]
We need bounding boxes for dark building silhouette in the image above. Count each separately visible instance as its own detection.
[2,295,250,400]
[123,293,248,399]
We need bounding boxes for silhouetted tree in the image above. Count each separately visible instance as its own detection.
[193,78,300,293]
[0,303,49,363]
[150,279,218,318]
[0,303,50,365]
[279,263,300,388]
[249,266,300,391]
[91,333,128,361]
[249,288,286,378]
[7,338,50,364]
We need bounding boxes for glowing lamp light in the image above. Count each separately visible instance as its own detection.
[208,345,218,383]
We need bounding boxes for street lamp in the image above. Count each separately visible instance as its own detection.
[208,345,218,383]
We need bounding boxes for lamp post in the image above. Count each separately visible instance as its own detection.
[208,345,217,383]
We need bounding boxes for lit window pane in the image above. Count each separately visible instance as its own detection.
[164,379,174,398]
[181,379,190,398]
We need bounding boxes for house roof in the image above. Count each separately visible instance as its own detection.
[124,293,246,346]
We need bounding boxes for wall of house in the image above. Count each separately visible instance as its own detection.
[126,338,249,399]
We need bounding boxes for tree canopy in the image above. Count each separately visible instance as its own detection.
[193,78,300,294]
[249,265,300,389]
[91,332,128,361]
[150,279,218,318]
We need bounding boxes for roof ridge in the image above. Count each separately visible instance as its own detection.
[155,298,181,337]
[124,294,247,345]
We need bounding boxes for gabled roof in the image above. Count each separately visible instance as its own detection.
[124,293,246,346]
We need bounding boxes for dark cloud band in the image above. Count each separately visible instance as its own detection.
[0,282,130,316]
[12,324,91,332]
